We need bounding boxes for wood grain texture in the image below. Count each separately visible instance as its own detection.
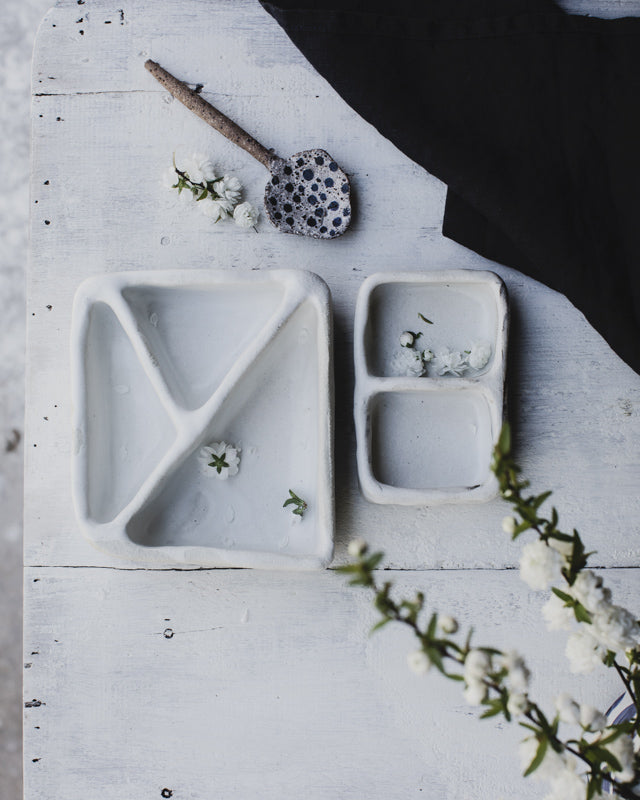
[23,567,638,800]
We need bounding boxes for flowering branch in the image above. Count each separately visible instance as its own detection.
[162,152,259,229]
[338,424,640,798]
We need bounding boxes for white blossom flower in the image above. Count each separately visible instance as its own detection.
[464,649,491,683]
[200,196,233,222]
[182,153,216,184]
[519,539,562,591]
[591,603,640,653]
[214,174,242,204]
[407,650,431,675]
[399,331,414,348]
[347,538,367,558]
[422,348,434,363]
[543,764,587,800]
[198,442,240,480]
[463,680,487,706]
[502,516,517,535]
[437,615,458,635]
[555,692,580,725]
[233,201,259,228]
[500,650,530,693]
[608,733,635,783]
[565,629,605,673]
[390,347,425,377]
[570,570,612,615]
[467,340,492,370]
[507,692,528,717]
[435,349,468,377]
[542,592,575,631]
[579,704,607,732]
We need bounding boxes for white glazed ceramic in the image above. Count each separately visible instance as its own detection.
[354,270,508,505]
[71,269,334,569]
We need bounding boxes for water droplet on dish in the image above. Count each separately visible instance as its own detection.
[241,609,250,624]
[149,312,159,326]
[114,384,130,394]
[279,534,290,549]
[225,505,235,523]
[160,236,170,246]
[298,327,309,344]
[223,536,235,547]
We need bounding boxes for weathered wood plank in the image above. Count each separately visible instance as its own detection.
[23,566,638,799]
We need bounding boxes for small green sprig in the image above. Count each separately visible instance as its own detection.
[283,490,307,517]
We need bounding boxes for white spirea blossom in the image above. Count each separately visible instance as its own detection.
[555,692,580,725]
[570,570,612,615]
[565,629,605,674]
[500,650,530,693]
[543,765,588,800]
[542,592,575,631]
[608,733,635,783]
[182,153,216,184]
[214,175,242,204]
[422,348,434,363]
[200,196,233,221]
[463,680,487,706]
[591,603,640,653]
[390,347,425,377]
[435,349,468,377]
[507,692,528,717]
[347,538,367,558]
[578,704,607,732]
[407,650,431,675]
[233,201,259,228]
[438,615,459,635]
[464,649,491,682]
[198,442,240,480]
[519,539,562,590]
[467,340,492,370]
[502,516,517,535]
[399,331,414,348]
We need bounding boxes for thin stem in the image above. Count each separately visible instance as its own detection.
[613,660,638,708]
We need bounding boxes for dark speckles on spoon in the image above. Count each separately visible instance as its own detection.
[145,60,351,239]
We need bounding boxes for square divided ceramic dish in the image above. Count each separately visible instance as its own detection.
[71,269,334,569]
[354,270,508,505]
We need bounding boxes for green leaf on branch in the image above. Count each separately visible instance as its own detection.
[523,737,548,777]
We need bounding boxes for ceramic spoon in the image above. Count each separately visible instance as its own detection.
[145,60,351,240]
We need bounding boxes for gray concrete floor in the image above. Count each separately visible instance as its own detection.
[1,2,53,797]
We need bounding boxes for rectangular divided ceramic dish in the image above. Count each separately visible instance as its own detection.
[354,270,508,505]
[71,269,334,569]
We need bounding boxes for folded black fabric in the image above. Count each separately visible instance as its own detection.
[260,0,640,374]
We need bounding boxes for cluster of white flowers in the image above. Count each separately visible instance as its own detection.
[462,649,491,706]
[390,329,492,378]
[198,441,241,480]
[537,565,640,673]
[162,152,259,228]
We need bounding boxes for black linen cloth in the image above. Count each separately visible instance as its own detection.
[260,0,640,374]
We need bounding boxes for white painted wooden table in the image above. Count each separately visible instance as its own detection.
[26,2,640,797]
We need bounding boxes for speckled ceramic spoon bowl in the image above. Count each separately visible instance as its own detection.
[145,60,351,239]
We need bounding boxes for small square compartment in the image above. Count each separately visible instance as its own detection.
[354,270,508,506]
[369,389,496,497]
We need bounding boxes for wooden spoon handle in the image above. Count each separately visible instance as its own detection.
[145,60,274,169]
